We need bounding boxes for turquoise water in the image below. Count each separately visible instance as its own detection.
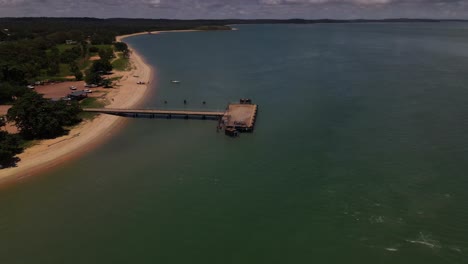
[1,23,468,263]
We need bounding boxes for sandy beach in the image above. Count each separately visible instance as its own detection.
[0,33,153,185]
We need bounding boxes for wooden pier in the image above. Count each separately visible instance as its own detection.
[83,99,258,136]
[83,108,225,119]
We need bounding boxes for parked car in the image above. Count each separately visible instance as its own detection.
[85,84,98,88]
[27,85,35,89]
[69,86,77,90]
[84,89,93,93]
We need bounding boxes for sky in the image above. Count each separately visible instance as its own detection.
[0,0,466,19]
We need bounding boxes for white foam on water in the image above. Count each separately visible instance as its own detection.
[405,232,441,249]
[385,248,399,252]
[448,246,462,253]
[369,215,385,224]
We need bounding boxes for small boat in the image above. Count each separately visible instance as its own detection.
[171,80,181,84]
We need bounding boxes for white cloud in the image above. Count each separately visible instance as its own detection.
[0,0,466,19]
[0,0,25,6]
[260,0,394,5]
[145,0,161,7]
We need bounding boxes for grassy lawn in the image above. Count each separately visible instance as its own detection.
[58,63,73,77]
[108,76,123,82]
[79,59,92,71]
[91,44,112,50]
[20,139,40,149]
[35,64,74,81]
[79,97,107,120]
[112,53,130,71]
[56,43,77,52]
[33,75,71,82]
[90,44,113,53]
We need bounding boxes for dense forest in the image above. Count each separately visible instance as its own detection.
[0,17,454,42]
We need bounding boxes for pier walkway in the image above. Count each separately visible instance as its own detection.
[83,108,225,119]
[83,99,258,137]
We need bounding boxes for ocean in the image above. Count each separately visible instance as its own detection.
[1,23,468,263]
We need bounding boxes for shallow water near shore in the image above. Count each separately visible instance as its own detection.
[2,23,468,263]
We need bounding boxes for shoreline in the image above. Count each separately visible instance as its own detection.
[0,28,233,187]
[0,34,154,186]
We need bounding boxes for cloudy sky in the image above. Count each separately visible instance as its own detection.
[0,0,466,19]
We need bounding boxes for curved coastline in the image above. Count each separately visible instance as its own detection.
[0,33,155,186]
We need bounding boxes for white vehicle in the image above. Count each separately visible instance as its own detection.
[84,89,93,93]
[69,86,77,90]
[27,85,34,89]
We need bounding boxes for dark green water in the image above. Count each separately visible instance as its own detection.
[2,23,468,263]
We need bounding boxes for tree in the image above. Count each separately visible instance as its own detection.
[0,131,22,168]
[84,58,113,85]
[0,82,28,104]
[69,61,83,80]
[101,78,112,88]
[0,65,26,84]
[98,48,114,61]
[60,47,81,63]
[69,61,79,73]
[47,47,60,76]
[74,70,83,81]
[7,91,82,139]
[84,70,102,85]
[0,116,5,130]
[89,46,99,53]
[91,59,112,74]
[114,42,128,52]
[47,61,60,76]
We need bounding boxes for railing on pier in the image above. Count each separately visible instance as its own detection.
[82,108,225,119]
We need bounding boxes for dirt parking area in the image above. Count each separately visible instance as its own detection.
[33,81,107,99]
[34,81,86,99]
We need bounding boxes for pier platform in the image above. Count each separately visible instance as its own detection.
[221,102,258,133]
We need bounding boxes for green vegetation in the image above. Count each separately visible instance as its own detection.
[0,131,22,168]
[58,64,73,77]
[55,43,76,52]
[19,139,40,149]
[79,60,92,71]
[114,42,128,52]
[80,97,105,108]
[108,76,123,82]
[84,58,113,85]
[6,92,82,139]
[0,83,28,104]
[195,25,232,31]
[91,45,113,51]
[79,97,106,120]
[112,53,130,71]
